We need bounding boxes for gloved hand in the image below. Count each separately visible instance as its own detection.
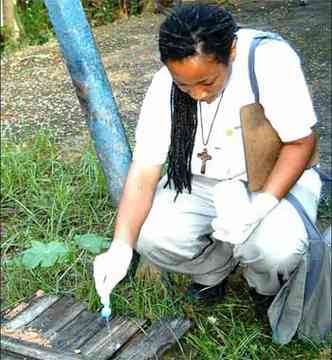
[93,240,133,306]
[212,181,279,245]
[227,192,279,244]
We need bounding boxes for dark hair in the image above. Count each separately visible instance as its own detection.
[159,4,238,197]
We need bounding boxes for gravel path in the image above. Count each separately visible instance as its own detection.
[1,0,331,174]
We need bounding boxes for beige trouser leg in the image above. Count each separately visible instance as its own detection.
[135,169,321,293]
[233,199,309,295]
[135,175,237,286]
[233,169,321,295]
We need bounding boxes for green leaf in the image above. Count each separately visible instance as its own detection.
[22,251,41,269]
[22,241,68,269]
[74,234,109,254]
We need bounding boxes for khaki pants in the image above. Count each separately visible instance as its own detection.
[135,169,322,295]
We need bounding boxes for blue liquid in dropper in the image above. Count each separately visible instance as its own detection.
[101,306,112,319]
[101,306,112,330]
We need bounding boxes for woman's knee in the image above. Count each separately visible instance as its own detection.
[136,222,209,266]
[135,222,160,256]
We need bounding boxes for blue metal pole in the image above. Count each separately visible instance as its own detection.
[43,0,132,205]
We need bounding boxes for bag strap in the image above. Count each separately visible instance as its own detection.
[286,192,322,241]
[248,34,332,184]
[286,192,328,301]
[248,32,284,103]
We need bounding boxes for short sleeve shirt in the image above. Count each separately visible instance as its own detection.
[133,29,317,180]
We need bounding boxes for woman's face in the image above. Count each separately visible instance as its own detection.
[165,51,235,104]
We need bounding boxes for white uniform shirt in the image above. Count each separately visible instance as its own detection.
[133,29,317,180]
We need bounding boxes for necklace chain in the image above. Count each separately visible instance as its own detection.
[199,90,225,147]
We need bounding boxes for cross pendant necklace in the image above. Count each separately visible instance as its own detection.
[197,148,212,175]
[197,90,224,174]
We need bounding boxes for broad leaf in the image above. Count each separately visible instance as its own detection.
[74,234,109,254]
[22,240,68,269]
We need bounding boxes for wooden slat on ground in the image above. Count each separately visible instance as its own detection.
[30,297,88,339]
[1,335,84,359]
[0,291,191,359]
[80,316,147,359]
[116,318,191,359]
[1,351,28,360]
[3,295,59,332]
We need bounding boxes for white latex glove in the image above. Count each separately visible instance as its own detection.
[212,180,251,242]
[226,192,279,244]
[93,240,133,306]
[212,182,279,245]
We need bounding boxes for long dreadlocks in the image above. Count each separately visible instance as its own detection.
[159,4,238,197]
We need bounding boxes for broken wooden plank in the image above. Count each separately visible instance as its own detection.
[1,293,192,360]
[1,290,48,324]
[44,302,87,340]
[59,316,106,351]
[80,316,147,360]
[115,317,192,359]
[27,296,76,332]
[1,324,51,348]
[0,335,84,360]
[4,295,59,332]
[52,309,102,350]
[0,352,27,360]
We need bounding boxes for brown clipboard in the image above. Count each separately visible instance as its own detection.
[240,102,320,192]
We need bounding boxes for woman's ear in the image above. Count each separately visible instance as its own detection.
[229,37,237,63]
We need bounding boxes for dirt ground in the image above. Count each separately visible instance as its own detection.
[1,0,331,175]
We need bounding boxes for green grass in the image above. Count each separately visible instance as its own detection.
[1,132,331,359]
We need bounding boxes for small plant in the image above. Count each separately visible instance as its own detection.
[22,240,69,269]
[20,234,110,270]
[74,233,110,254]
